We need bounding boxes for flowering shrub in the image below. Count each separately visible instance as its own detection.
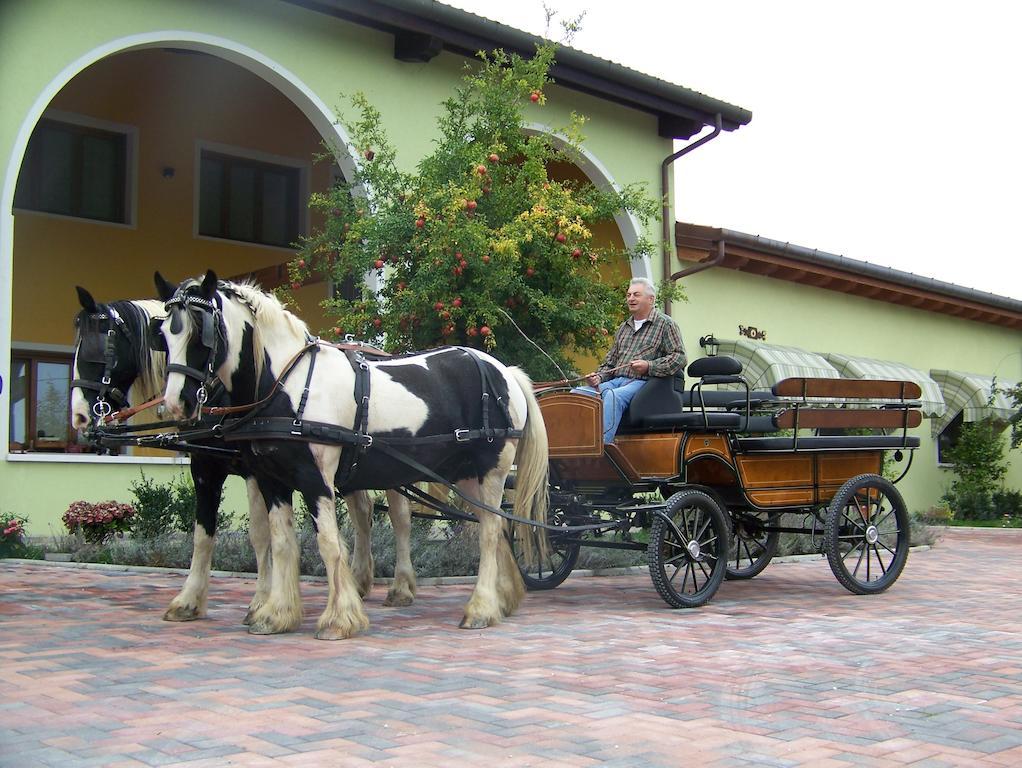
[0,512,28,557]
[63,500,136,544]
[292,43,674,381]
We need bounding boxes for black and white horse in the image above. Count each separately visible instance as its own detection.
[154,270,549,638]
[70,287,417,626]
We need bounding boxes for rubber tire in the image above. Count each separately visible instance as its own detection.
[726,512,780,580]
[648,489,729,608]
[824,473,909,595]
[510,518,580,591]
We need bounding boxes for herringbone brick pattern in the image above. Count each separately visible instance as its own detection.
[1,528,1020,766]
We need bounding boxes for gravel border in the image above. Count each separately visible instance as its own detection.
[2,546,931,586]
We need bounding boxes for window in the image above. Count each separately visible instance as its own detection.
[9,353,73,452]
[14,118,129,224]
[937,411,964,464]
[199,150,302,247]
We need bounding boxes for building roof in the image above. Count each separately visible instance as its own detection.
[281,0,752,138]
[676,222,1022,330]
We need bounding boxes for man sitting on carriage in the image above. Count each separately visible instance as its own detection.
[576,277,686,443]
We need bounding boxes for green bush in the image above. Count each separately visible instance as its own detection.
[129,471,235,538]
[993,488,1022,519]
[942,417,1009,521]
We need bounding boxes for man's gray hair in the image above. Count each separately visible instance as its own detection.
[629,276,656,298]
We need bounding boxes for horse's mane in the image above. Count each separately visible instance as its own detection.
[177,277,311,382]
[122,300,168,401]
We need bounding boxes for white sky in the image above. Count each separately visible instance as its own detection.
[446,0,1022,301]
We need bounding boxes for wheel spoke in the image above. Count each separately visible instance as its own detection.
[847,539,867,578]
[841,508,867,535]
[872,506,896,529]
[665,551,687,567]
[694,557,712,582]
[871,543,889,575]
[692,512,711,542]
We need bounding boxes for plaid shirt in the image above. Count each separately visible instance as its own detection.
[596,309,687,382]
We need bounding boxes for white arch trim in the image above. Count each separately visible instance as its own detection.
[0,31,360,459]
[523,122,653,281]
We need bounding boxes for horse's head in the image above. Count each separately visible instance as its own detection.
[155,269,233,420]
[71,286,153,430]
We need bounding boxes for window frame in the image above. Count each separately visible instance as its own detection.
[194,141,308,250]
[8,349,74,453]
[13,109,137,227]
[936,410,964,466]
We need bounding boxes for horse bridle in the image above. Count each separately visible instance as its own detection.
[71,304,136,421]
[161,289,229,412]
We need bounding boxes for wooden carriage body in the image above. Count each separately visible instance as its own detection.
[538,374,921,512]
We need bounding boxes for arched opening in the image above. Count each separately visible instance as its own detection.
[527,126,649,374]
[4,38,355,455]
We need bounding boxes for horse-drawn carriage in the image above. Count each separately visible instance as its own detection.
[519,358,919,608]
[73,272,920,637]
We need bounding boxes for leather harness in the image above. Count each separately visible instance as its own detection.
[71,304,136,418]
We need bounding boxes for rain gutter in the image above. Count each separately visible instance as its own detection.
[660,114,722,318]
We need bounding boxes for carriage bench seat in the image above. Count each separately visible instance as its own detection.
[639,412,779,432]
[737,435,921,452]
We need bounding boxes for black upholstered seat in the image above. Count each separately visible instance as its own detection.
[620,373,684,429]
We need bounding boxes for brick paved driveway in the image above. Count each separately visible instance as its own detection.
[1,528,1020,767]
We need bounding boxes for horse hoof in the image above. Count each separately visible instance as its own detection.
[459,615,494,630]
[383,592,414,607]
[247,620,285,635]
[163,605,202,622]
[315,618,367,640]
[314,627,349,640]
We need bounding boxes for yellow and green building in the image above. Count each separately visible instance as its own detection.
[1,0,1018,534]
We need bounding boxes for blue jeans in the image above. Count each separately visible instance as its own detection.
[572,376,647,444]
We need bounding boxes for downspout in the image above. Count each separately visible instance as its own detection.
[661,114,722,317]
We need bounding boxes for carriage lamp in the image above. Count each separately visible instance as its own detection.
[699,334,719,356]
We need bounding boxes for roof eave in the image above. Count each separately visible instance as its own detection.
[676,222,1022,329]
[280,0,751,138]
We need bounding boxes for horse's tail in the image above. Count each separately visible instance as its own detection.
[507,367,549,547]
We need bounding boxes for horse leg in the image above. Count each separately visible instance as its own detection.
[247,476,303,635]
[243,475,272,625]
[459,448,525,629]
[383,489,416,607]
[163,461,226,621]
[487,463,526,619]
[346,490,375,599]
[308,445,368,640]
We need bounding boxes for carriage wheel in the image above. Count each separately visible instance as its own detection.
[824,474,909,595]
[510,508,580,591]
[726,512,779,580]
[648,489,729,608]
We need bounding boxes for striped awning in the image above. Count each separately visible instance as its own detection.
[824,352,946,417]
[929,369,1016,437]
[713,338,840,391]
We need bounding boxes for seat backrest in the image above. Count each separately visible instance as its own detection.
[688,355,743,378]
[621,372,685,428]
